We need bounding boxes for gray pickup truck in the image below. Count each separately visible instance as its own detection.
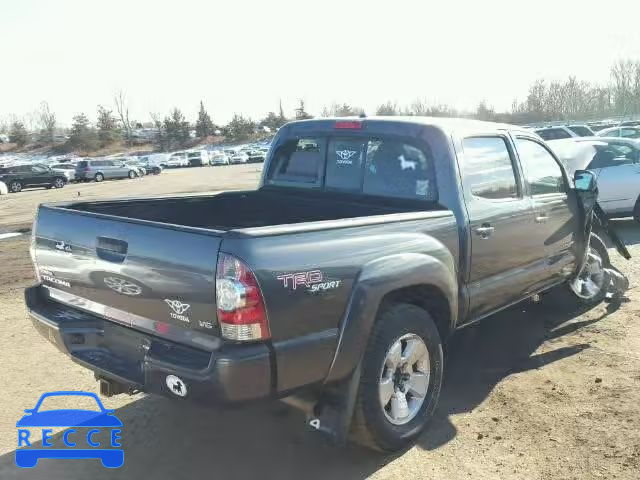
[25,117,627,451]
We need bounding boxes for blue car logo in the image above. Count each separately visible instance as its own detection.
[16,391,123,468]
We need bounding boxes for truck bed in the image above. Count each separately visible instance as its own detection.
[66,189,441,231]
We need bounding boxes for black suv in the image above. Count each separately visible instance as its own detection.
[0,164,67,193]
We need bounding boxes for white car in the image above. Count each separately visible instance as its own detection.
[549,137,640,220]
[167,152,189,168]
[596,126,640,139]
[0,181,7,195]
[210,152,230,165]
[229,152,249,164]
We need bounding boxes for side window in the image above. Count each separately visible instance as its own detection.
[461,137,518,200]
[515,138,565,195]
[589,144,636,168]
[31,165,49,174]
[621,128,640,138]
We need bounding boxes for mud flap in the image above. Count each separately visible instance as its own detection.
[306,363,362,445]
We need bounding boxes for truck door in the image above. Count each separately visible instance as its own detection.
[513,136,578,284]
[460,135,541,320]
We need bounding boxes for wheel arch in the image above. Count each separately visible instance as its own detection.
[324,252,457,384]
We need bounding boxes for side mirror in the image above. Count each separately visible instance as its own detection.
[574,170,597,192]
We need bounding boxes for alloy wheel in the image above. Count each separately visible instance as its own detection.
[379,333,430,425]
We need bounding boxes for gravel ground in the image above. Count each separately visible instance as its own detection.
[0,166,638,479]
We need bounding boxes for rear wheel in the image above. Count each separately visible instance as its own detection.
[9,180,23,193]
[350,303,443,451]
[53,177,65,189]
[95,172,104,182]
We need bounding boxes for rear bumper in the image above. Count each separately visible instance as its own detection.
[25,285,273,404]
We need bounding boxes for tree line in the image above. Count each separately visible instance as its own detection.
[2,59,640,153]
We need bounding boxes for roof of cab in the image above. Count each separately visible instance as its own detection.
[284,116,531,137]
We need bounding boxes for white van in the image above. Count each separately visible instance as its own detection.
[186,150,210,167]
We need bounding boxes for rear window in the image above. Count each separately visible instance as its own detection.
[76,161,88,168]
[266,136,437,200]
[188,152,201,158]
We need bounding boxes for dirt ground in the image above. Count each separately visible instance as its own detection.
[0,166,638,479]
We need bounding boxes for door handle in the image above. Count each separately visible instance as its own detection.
[474,224,495,238]
[535,215,549,223]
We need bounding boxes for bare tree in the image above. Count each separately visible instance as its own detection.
[38,101,56,141]
[114,90,133,144]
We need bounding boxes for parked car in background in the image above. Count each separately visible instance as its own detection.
[596,126,640,139]
[0,181,7,195]
[229,152,249,164]
[166,152,189,168]
[223,149,237,158]
[534,125,579,141]
[247,150,266,163]
[50,163,77,183]
[620,120,640,127]
[138,155,165,174]
[549,136,640,220]
[0,164,67,193]
[75,159,138,182]
[186,150,210,167]
[124,160,147,177]
[210,152,230,165]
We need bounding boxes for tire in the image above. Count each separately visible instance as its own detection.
[95,173,104,182]
[128,170,136,179]
[350,303,444,452]
[549,233,610,310]
[9,180,23,193]
[53,177,65,189]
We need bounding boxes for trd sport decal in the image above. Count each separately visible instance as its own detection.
[276,270,341,292]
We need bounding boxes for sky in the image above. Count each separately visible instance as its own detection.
[1,0,640,127]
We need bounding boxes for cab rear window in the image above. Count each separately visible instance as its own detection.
[266,136,437,201]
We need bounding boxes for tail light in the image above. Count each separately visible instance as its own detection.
[216,253,270,341]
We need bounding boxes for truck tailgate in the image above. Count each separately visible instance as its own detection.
[33,205,222,341]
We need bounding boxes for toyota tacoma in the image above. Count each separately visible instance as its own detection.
[25,117,628,451]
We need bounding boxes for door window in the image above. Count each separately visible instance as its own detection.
[31,165,49,174]
[516,138,565,195]
[461,136,519,199]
